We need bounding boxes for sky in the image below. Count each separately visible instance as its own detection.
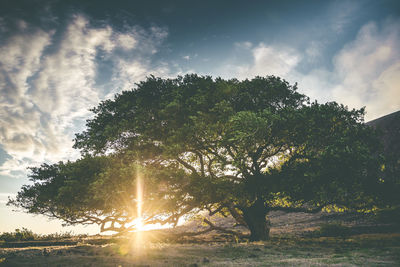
[0,0,399,234]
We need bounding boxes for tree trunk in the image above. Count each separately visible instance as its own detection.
[242,199,270,241]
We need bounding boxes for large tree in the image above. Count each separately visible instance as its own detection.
[10,75,383,241]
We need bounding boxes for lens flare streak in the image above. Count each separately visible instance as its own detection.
[132,168,145,253]
[136,169,143,231]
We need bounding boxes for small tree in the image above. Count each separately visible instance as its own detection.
[9,75,383,241]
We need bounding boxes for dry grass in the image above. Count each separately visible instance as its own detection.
[1,212,399,266]
[1,234,399,266]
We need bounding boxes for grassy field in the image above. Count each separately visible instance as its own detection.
[1,234,400,266]
[1,211,399,266]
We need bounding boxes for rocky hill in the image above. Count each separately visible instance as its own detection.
[367,110,400,156]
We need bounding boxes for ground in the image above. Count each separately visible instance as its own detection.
[1,211,399,266]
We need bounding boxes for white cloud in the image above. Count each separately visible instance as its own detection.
[224,20,400,121]
[220,43,301,80]
[107,26,169,95]
[0,15,170,177]
[117,33,137,50]
[250,44,300,77]
[300,20,400,120]
[305,41,323,63]
[0,26,55,176]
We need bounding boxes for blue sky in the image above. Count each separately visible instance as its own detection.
[0,0,399,234]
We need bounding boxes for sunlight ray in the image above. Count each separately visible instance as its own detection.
[136,168,143,231]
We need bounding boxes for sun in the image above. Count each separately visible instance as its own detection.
[131,217,171,232]
[133,217,144,231]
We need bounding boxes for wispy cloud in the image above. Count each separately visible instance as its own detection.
[239,44,301,79]
[0,14,170,177]
[221,19,400,121]
[328,0,360,34]
[300,19,400,120]
[219,42,301,80]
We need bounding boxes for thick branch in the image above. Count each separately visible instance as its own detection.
[250,154,261,175]
[228,206,247,226]
[259,144,285,168]
[48,210,102,226]
[176,157,199,176]
[146,205,195,227]
[206,156,216,178]
[206,205,224,216]
[202,218,246,238]
[196,151,206,177]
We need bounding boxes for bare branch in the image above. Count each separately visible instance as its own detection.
[176,157,199,176]
[206,205,224,216]
[194,151,205,177]
[206,155,216,178]
[145,205,195,227]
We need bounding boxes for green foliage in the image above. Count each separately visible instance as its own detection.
[377,155,400,207]
[9,74,385,240]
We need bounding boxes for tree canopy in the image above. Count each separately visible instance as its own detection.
[9,75,385,241]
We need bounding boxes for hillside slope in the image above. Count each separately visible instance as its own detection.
[367,110,400,155]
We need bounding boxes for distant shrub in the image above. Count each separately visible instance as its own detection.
[39,231,75,240]
[0,229,84,242]
[0,228,35,242]
[318,223,351,237]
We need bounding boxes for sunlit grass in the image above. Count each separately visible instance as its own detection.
[3,234,400,266]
